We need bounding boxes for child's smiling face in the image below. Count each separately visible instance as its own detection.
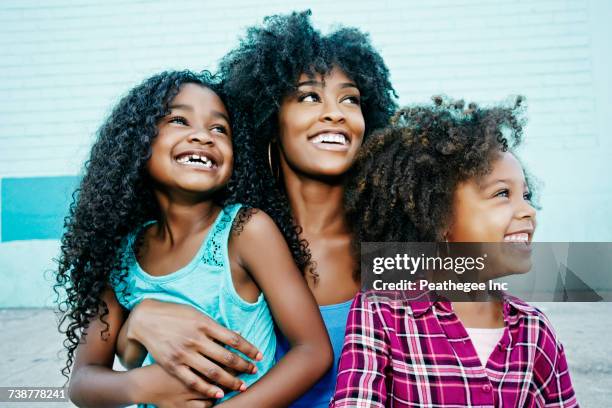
[147,83,233,197]
[446,151,536,244]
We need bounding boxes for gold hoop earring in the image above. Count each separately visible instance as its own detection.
[267,141,279,180]
[267,141,273,175]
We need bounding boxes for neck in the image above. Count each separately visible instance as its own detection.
[281,166,348,236]
[153,189,220,245]
[452,300,504,328]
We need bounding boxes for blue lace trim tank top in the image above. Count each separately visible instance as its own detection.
[112,204,276,406]
[274,296,354,407]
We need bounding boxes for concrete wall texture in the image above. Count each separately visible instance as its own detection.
[1,0,611,307]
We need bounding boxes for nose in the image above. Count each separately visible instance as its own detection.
[187,127,214,145]
[320,100,345,124]
[516,197,536,223]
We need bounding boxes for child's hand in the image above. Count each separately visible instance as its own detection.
[121,299,261,396]
[133,364,216,408]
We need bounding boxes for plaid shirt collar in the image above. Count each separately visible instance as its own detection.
[407,292,538,318]
[406,291,540,351]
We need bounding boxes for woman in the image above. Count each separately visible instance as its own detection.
[117,10,397,406]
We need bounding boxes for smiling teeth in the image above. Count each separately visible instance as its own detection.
[311,133,348,145]
[176,154,213,168]
[504,233,529,242]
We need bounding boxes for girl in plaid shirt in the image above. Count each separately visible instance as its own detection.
[331,96,577,407]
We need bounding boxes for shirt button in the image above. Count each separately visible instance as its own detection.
[482,384,492,393]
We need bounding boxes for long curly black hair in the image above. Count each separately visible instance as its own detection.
[219,10,398,278]
[346,96,538,243]
[54,70,236,378]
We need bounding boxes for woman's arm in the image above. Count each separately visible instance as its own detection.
[69,288,213,408]
[115,298,262,395]
[216,211,334,408]
[116,319,147,369]
[330,293,390,408]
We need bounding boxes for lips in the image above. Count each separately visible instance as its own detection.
[174,150,219,170]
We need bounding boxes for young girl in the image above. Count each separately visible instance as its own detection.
[55,70,332,407]
[112,11,397,408]
[331,97,577,407]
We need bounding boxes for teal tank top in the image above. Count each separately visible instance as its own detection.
[112,204,276,406]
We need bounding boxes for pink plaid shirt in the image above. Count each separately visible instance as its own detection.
[330,292,577,407]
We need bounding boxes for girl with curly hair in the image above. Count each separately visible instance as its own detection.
[115,10,397,407]
[56,70,333,407]
[331,97,577,407]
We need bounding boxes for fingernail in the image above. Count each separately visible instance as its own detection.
[256,352,263,361]
[215,390,224,399]
[239,383,247,392]
[251,365,258,374]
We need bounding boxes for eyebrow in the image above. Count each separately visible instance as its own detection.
[168,104,230,123]
[296,80,359,90]
[212,110,230,123]
[480,178,528,190]
[168,103,193,111]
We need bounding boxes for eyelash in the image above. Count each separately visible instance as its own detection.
[211,125,228,134]
[297,92,360,105]
[344,95,361,105]
[495,189,510,198]
[494,189,533,201]
[298,92,320,103]
[168,117,228,135]
[169,116,188,125]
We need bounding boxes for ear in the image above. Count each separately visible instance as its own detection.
[441,225,452,242]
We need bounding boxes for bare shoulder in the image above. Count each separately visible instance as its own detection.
[231,207,279,240]
[230,207,286,262]
[229,207,297,280]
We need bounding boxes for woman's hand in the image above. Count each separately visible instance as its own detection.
[132,364,215,408]
[119,299,262,397]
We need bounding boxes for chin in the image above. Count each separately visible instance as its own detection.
[310,165,353,179]
[511,259,533,275]
[176,179,220,192]
[312,157,356,173]
[497,252,533,277]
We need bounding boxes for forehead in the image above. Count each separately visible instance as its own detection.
[171,83,227,112]
[482,151,526,184]
[297,67,356,87]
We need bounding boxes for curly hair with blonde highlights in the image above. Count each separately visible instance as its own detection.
[345,96,538,244]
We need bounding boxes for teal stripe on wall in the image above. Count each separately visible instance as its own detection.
[1,176,79,242]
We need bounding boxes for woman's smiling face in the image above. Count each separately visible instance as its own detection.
[276,67,366,179]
